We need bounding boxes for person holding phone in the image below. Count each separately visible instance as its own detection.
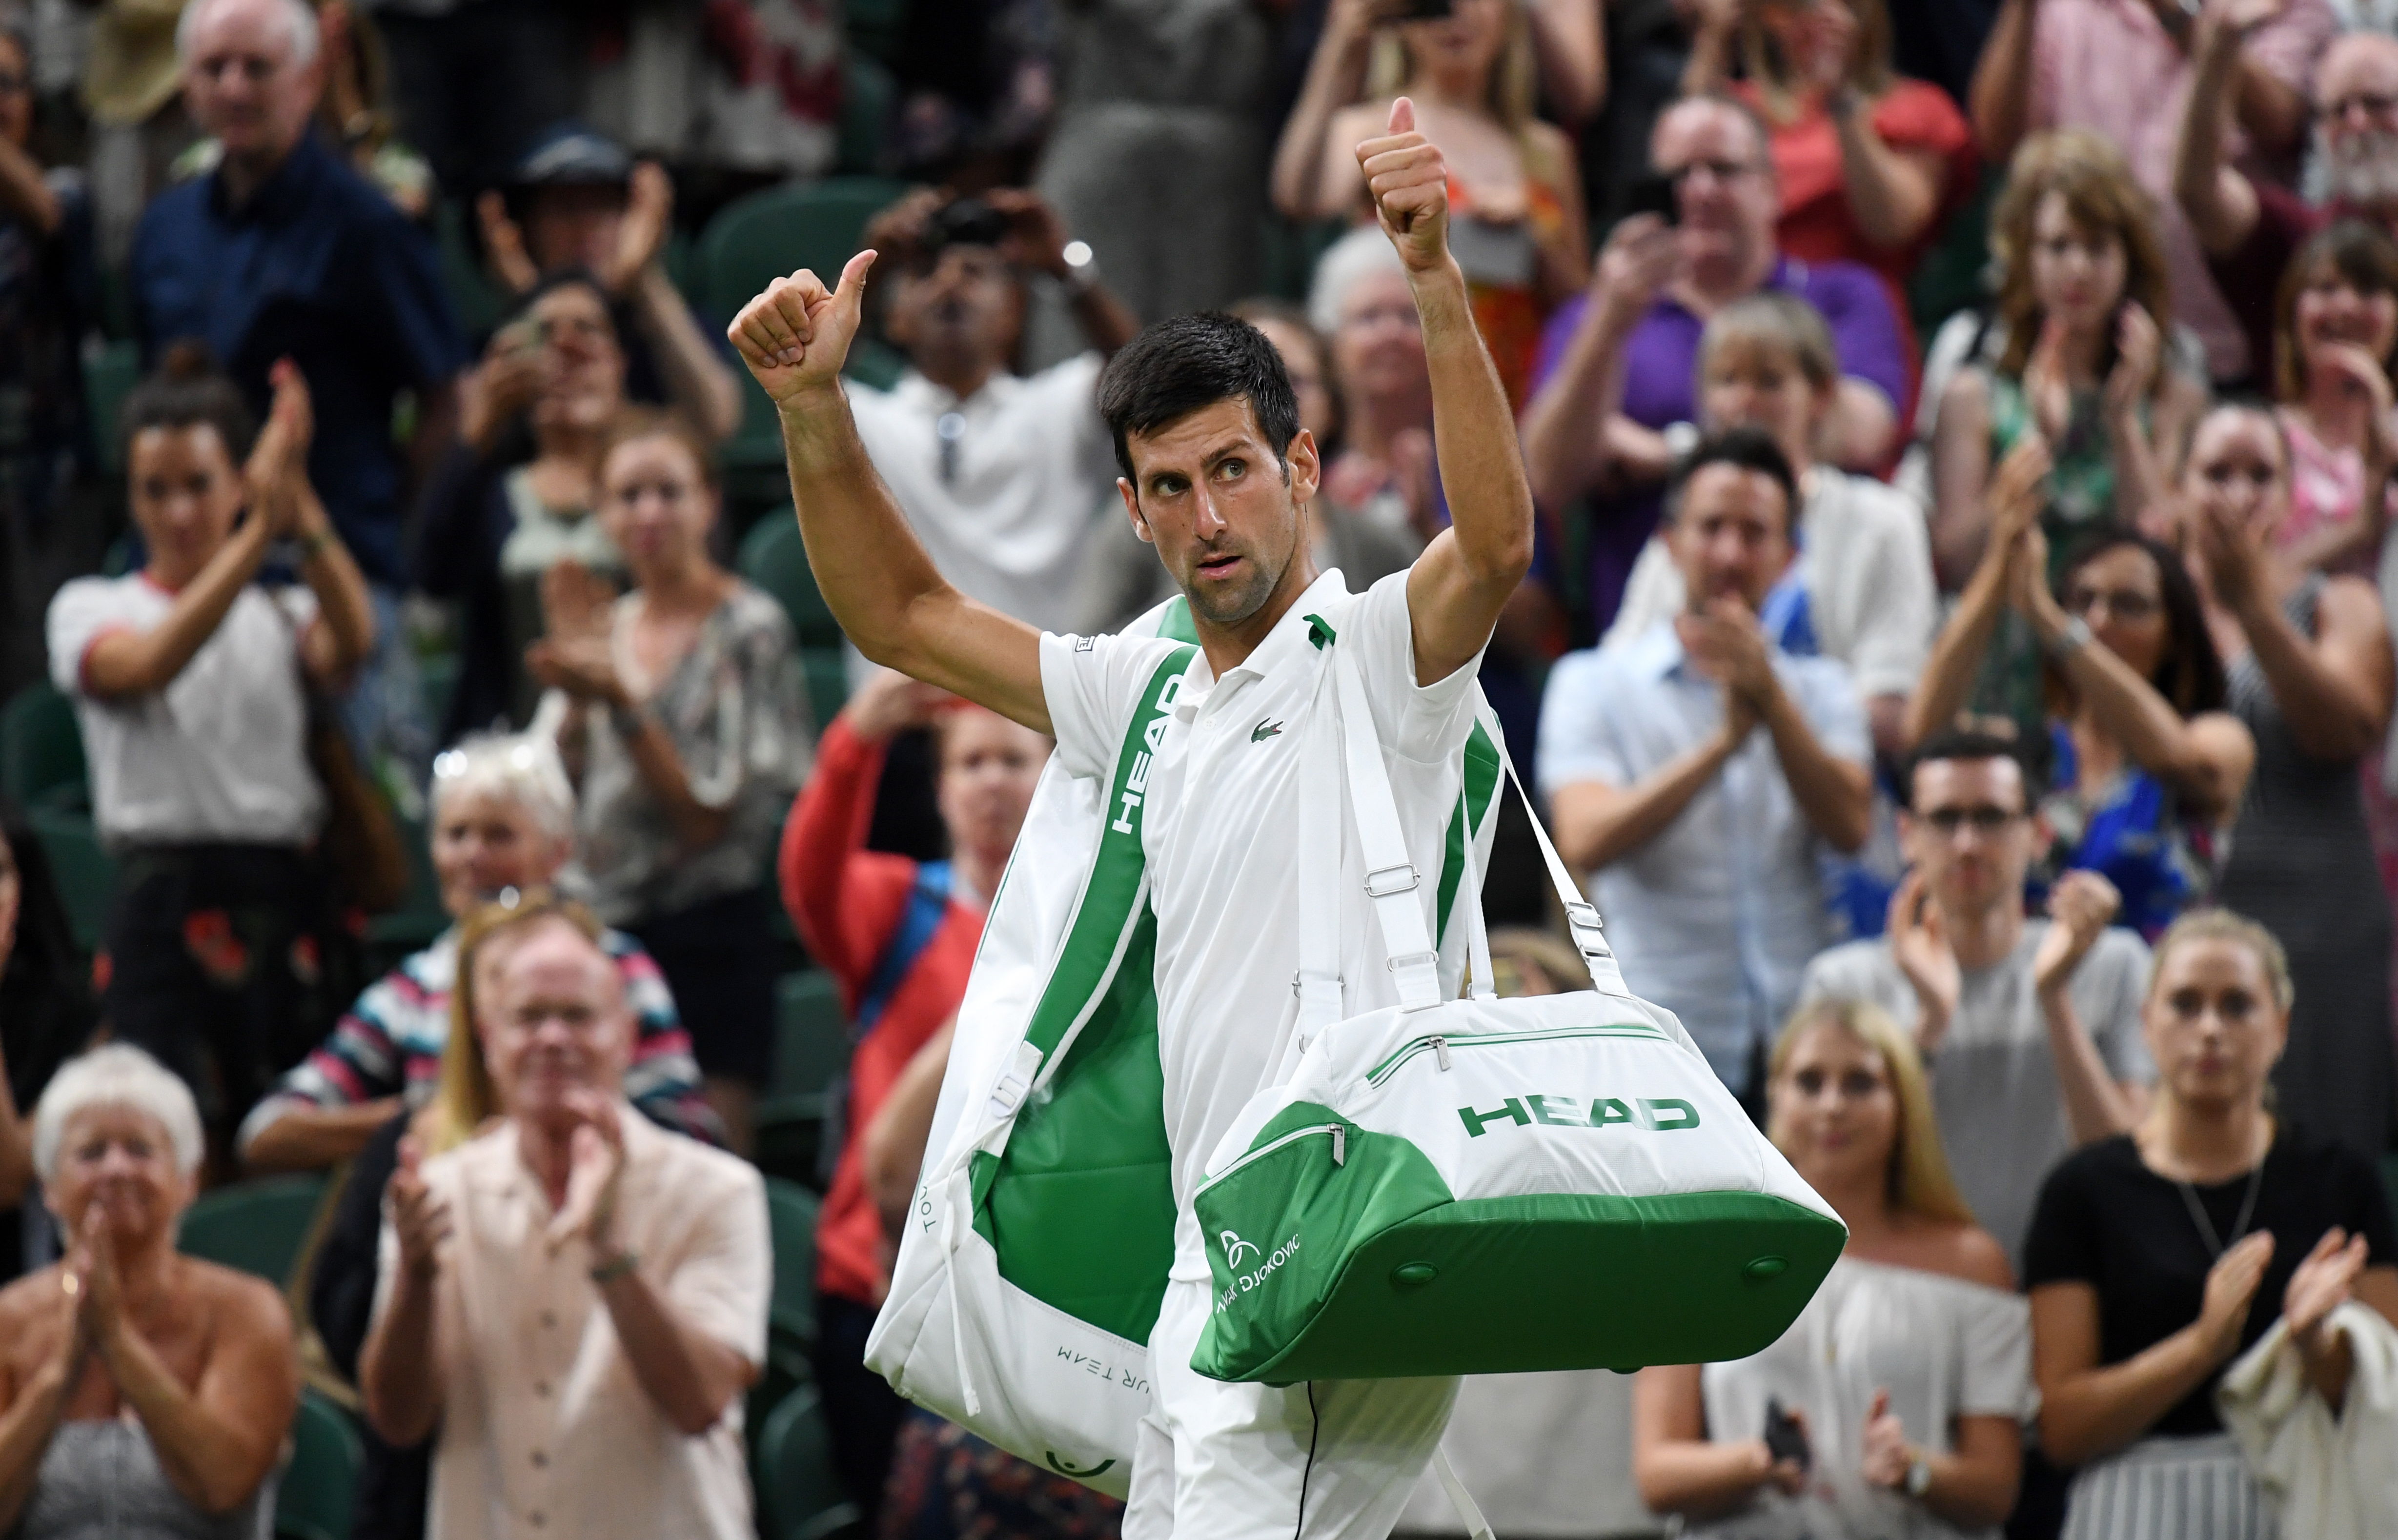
[1634,997,2030,1537]
[1681,0,1972,369]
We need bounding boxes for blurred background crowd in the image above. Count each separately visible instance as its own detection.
[1,0,2397,1536]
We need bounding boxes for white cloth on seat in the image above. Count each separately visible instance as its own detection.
[2217,1301,2398,1540]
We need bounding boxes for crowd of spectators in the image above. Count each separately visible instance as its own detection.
[0,0,2396,1536]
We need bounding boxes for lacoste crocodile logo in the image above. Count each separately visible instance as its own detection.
[1220,1230,1261,1268]
[1251,719,1284,743]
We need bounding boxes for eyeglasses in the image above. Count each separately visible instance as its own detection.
[1919,806,2024,836]
[2320,90,2398,122]
[2065,585,2160,623]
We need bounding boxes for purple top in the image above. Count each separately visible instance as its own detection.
[1529,256,1909,631]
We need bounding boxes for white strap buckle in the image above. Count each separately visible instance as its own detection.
[1564,901,1605,938]
[1364,863,1420,898]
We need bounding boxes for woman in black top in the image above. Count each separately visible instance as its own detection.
[2023,909,2398,1540]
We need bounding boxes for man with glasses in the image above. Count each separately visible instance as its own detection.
[1539,428,1873,1111]
[2176,7,2398,381]
[1800,729,2152,1266]
[1522,95,1908,633]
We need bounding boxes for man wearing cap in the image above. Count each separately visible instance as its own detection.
[845,185,1141,635]
[129,0,466,774]
[470,122,742,446]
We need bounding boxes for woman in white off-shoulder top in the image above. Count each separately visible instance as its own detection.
[1635,997,2034,1539]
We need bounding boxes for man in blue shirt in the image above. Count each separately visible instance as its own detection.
[1537,427,1872,1104]
[131,0,465,770]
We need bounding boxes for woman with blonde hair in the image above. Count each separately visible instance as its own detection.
[1683,0,1974,362]
[2024,909,2398,1540]
[1930,130,2206,589]
[1635,997,2030,1537]
[1270,0,1587,404]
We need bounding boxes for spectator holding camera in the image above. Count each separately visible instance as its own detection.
[1273,0,1589,403]
[847,186,1139,633]
[472,123,741,445]
[1634,998,2029,1538]
[1802,731,2154,1265]
[1520,94,1907,629]
[417,271,631,743]
[2024,910,2398,1539]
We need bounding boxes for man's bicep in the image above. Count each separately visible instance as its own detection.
[895,597,1052,734]
[1403,530,1509,690]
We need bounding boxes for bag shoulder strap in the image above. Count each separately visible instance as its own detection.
[854,860,955,1035]
[1324,631,1628,1003]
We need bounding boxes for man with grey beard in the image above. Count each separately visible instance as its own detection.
[2176,0,2398,381]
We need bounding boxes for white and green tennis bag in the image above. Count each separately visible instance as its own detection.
[860,597,1509,1495]
[1186,623,1847,1387]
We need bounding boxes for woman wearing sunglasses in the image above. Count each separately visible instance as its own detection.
[2184,401,2397,1162]
[1910,441,2254,941]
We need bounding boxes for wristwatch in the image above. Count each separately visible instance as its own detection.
[1059,239,1100,299]
[1905,1454,1934,1499]
[2045,615,2095,660]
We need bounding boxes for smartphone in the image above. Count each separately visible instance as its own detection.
[1625,170,1680,228]
[1763,1396,1811,1472]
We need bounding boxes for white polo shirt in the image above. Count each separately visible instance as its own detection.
[851,355,1119,632]
[1039,569,1487,1275]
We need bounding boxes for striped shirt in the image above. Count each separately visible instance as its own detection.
[236,927,719,1155]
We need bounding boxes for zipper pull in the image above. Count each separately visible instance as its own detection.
[1331,1127,1346,1166]
[1432,1036,1451,1072]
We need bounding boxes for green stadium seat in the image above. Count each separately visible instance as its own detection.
[771,970,850,1101]
[434,198,512,341]
[763,1175,823,1351]
[694,177,912,507]
[843,0,909,67]
[1,683,87,811]
[737,514,853,729]
[28,808,113,952]
[179,1174,330,1287]
[275,1388,362,1540]
[752,1386,864,1540]
[366,812,450,956]
[837,54,897,176]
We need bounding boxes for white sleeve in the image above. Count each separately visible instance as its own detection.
[1038,629,1185,781]
[1844,508,1937,701]
[1957,1290,2036,1420]
[1535,649,1632,793]
[663,1163,773,1366]
[45,579,136,696]
[1599,538,1683,652]
[1035,352,1112,469]
[1342,570,1488,765]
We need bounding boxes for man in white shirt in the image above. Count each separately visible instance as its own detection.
[848,186,1142,633]
[1538,428,1874,1103]
[1800,730,2152,1263]
[728,99,1533,1540]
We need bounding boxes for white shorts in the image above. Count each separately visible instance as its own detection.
[1121,1272,1458,1540]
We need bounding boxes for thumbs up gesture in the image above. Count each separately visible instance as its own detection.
[1355,98,1452,276]
[728,248,880,407]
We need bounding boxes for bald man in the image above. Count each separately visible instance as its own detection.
[360,905,769,1540]
[2175,5,2398,378]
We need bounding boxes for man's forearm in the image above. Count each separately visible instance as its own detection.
[2174,28,2258,255]
[778,390,955,666]
[597,1267,753,1436]
[2234,50,2310,155]
[1759,684,1871,851]
[1412,256,1533,583]
[2038,988,2141,1143]
[1970,0,2039,162]
[1554,733,1738,871]
[361,1275,442,1446]
[242,1099,403,1174]
[1066,280,1141,358]
[1523,295,1643,508]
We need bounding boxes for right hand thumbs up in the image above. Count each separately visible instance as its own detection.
[728,250,879,406]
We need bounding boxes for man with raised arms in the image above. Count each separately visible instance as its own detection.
[728,101,1533,1540]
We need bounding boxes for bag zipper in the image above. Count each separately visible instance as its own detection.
[1197,1123,1346,1196]
[1365,1022,1671,1088]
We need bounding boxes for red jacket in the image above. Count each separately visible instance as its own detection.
[779,718,983,1307]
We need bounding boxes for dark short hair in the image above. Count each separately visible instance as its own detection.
[122,341,257,467]
[2052,529,2227,716]
[1666,426,1799,534]
[1901,729,2047,811]
[1097,312,1301,484]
